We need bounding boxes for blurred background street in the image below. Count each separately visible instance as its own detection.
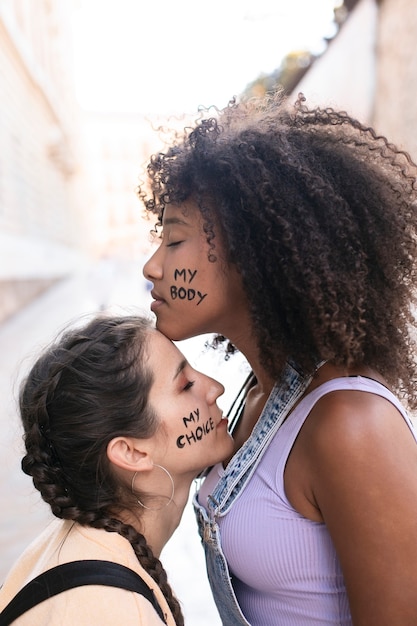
[1,0,417,623]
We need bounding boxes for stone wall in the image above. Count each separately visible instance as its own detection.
[372,0,417,159]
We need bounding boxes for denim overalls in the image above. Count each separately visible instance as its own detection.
[193,361,313,625]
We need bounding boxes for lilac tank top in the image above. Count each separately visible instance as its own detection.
[198,376,417,625]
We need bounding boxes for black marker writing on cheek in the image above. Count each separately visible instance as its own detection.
[170,286,207,305]
[170,268,207,305]
[176,407,215,448]
[174,269,197,283]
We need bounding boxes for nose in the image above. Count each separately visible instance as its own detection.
[206,376,225,405]
[143,247,162,282]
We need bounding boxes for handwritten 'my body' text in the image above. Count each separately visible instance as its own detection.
[171,269,207,305]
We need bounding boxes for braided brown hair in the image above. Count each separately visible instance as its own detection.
[20,314,184,625]
[138,91,417,409]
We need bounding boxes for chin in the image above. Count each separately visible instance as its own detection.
[157,321,201,342]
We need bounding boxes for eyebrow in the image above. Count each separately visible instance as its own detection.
[162,216,189,227]
[173,358,187,381]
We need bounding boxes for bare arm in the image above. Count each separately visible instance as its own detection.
[303,391,417,625]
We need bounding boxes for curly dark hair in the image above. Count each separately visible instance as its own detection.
[138,91,417,409]
[20,314,184,625]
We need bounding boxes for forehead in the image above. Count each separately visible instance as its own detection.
[146,330,183,376]
[147,328,178,356]
[162,201,202,228]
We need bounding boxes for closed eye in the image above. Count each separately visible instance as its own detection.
[183,380,195,391]
[166,240,183,248]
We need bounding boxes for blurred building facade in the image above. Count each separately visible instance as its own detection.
[296,0,417,159]
[77,111,157,262]
[0,0,159,324]
[373,0,417,158]
[0,0,85,323]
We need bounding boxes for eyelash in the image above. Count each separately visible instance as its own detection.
[183,380,195,391]
[166,240,183,248]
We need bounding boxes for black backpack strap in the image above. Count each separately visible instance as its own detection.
[0,560,166,625]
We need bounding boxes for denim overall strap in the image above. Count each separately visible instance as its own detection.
[208,360,312,516]
[194,361,313,625]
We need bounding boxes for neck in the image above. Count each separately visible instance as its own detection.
[224,324,276,394]
[120,482,191,559]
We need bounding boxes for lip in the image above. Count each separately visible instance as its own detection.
[150,290,166,312]
[217,416,228,429]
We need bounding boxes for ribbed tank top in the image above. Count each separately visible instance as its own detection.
[198,376,416,625]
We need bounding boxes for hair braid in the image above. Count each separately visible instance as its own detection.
[88,516,184,625]
[21,363,80,519]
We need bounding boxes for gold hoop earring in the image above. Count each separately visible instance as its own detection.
[131,464,175,511]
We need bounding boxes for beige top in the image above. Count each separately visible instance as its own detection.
[0,518,176,625]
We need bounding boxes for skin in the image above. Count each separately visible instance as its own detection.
[107,328,234,557]
[143,201,417,624]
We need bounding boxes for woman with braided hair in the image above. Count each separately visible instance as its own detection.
[141,91,417,624]
[0,314,233,625]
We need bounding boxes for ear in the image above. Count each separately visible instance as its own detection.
[107,437,153,472]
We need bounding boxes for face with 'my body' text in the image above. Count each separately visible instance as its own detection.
[143,201,246,342]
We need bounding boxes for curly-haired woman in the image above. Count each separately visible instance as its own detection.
[141,92,417,625]
[0,315,233,626]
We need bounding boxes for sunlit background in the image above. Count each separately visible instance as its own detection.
[1,0,417,623]
[72,0,338,115]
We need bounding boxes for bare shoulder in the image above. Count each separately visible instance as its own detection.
[285,384,417,522]
[304,386,415,460]
[301,386,417,498]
